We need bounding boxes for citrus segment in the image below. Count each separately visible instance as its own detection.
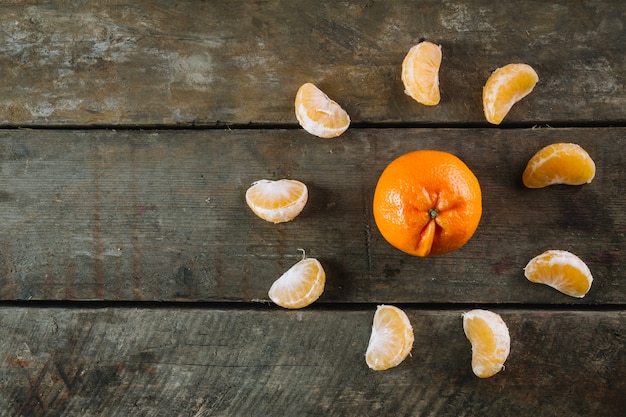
[462,309,510,378]
[268,257,325,309]
[295,82,350,138]
[483,63,538,124]
[373,150,482,257]
[522,143,596,188]
[524,250,593,298]
[401,41,442,106]
[245,179,308,223]
[366,305,414,370]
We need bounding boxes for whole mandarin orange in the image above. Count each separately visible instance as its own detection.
[373,150,482,257]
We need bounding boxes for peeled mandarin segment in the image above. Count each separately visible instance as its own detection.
[245,179,308,223]
[482,63,538,125]
[415,218,437,257]
[268,257,325,309]
[522,143,596,188]
[372,150,482,257]
[401,41,442,106]
[366,305,414,371]
[524,250,593,298]
[462,309,510,378]
[294,82,350,138]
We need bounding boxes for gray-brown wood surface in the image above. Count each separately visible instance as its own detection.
[0,0,624,126]
[0,127,624,305]
[0,1,624,416]
[1,308,624,417]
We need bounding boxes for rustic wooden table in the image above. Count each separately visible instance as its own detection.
[0,1,624,416]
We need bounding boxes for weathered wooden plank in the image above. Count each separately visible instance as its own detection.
[0,307,623,416]
[0,127,624,303]
[0,0,624,126]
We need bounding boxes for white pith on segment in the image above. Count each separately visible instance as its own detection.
[366,305,414,370]
[245,179,308,223]
[483,63,538,124]
[295,83,350,138]
[524,250,593,298]
[463,309,510,378]
[401,42,442,106]
[268,258,325,309]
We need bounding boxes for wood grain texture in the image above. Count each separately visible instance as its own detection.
[0,307,623,417]
[0,2,623,416]
[0,128,623,304]
[0,0,624,127]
